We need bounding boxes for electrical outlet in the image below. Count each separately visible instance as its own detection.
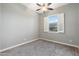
[69,40,73,42]
[24,38,26,40]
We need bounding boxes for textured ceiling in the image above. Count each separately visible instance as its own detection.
[22,3,68,13]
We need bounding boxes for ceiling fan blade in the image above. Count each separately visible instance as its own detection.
[36,9,40,11]
[36,3,41,6]
[48,3,52,6]
[48,8,54,10]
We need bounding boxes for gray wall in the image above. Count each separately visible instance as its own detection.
[0,3,39,50]
[0,4,3,50]
[39,4,79,47]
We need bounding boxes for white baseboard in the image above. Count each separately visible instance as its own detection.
[0,38,39,53]
[39,38,79,49]
[0,38,79,53]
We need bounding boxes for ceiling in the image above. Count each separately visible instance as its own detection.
[22,3,68,13]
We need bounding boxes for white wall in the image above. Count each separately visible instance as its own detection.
[39,4,79,47]
[0,3,39,50]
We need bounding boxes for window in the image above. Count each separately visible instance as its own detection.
[44,13,64,33]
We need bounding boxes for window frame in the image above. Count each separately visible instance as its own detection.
[44,13,64,33]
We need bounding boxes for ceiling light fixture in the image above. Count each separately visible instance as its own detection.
[36,3,54,13]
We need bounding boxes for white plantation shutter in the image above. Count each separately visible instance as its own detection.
[58,13,64,33]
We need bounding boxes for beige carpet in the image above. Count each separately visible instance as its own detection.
[0,40,79,56]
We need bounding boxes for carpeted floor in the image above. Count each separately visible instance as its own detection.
[0,40,79,56]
